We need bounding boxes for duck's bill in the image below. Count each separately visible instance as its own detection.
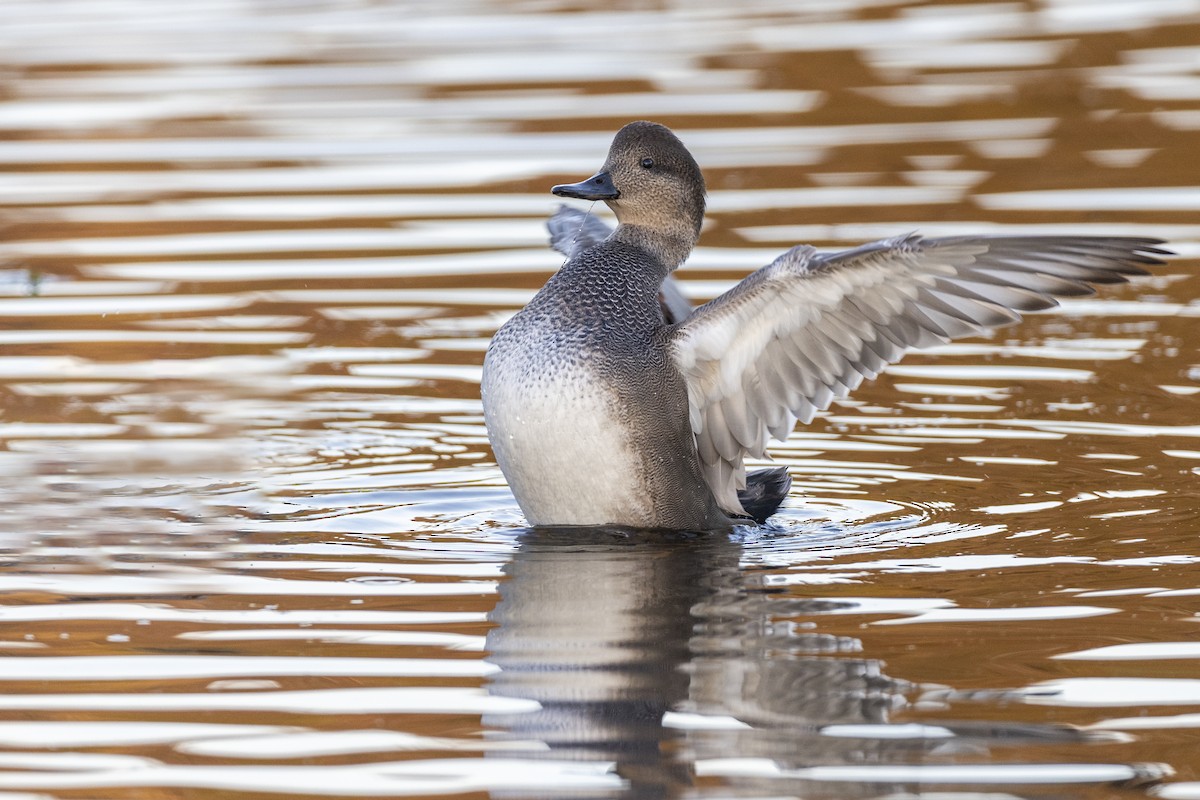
[552,171,619,201]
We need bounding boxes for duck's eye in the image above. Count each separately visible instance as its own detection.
[640,157,655,169]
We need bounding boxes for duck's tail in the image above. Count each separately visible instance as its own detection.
[737,466,792,524]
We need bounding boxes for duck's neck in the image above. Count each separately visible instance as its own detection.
[612,222,697,273]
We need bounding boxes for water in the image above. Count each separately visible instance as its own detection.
[0,0,1199,797]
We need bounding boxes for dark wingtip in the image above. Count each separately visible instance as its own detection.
[1124,237,1174,264]
[737,466,792,525]
[1139,243,1175,264]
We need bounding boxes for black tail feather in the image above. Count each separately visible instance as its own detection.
[737,466,792,524]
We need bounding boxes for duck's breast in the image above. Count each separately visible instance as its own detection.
[482,319,658,527]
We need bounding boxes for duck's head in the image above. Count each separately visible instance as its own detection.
[552,121,707,245]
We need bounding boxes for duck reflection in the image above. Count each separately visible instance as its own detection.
[483,527,909,799]
[483,527,1110,799]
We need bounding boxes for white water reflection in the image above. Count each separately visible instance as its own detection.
[865,39,1071,69]
[695,760,1153,785]
[881,365,1097,381]
[179,628,485,650]
[0,655,495,680]
[1096,713,1200,730]
[1023,679,1200,707]
[177,729,543,758]
[0,354,288,380]
[86,250,557,281]
[0,161,558,202]
[979,187,1200,211]
[1,224,548,258]
[873,605,1118,625]
[0,604,484,625]
[0,330,309,345]
[737,219,1200,244]
[0,687,538,715]
[0,757,620,797]
[0,721,295,748]
[1057,643,1200,660]
[0,573,496,597]
[0,295,253,316]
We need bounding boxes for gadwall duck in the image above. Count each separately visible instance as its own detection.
[482,121,1168,530]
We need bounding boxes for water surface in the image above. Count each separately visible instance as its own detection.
[1,0,1199,798]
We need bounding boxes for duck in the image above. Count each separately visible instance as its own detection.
[481,120,1168,531]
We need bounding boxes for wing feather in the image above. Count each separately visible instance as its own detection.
[669,233,1169,514]
[547,204,613,259]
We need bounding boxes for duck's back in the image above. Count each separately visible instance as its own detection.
[481,242,727,530]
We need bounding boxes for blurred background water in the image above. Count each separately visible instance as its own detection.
[0,0,1199,797]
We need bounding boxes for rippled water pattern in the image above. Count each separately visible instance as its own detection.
[1,0,1199,798]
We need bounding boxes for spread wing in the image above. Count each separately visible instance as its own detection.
[668,234,1169,514]
[547,205,693,324]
